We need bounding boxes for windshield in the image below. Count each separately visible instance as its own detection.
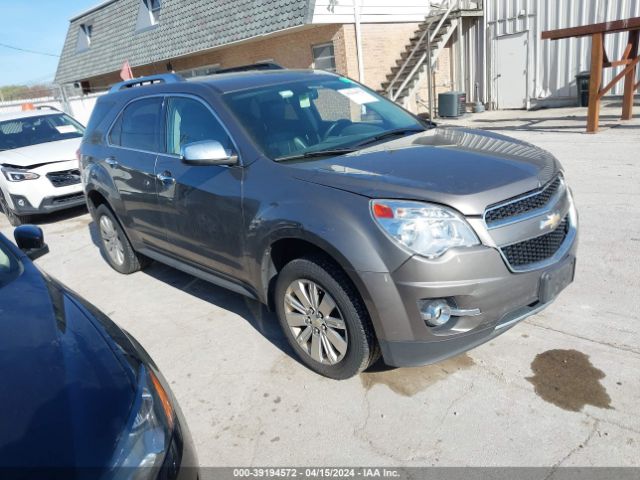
[224,77,425,161]
[0,113,85,151]
[0,240,21,289]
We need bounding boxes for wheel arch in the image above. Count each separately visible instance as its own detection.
[259,232,373,316]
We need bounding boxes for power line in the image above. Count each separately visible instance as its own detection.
[0,42,60,58]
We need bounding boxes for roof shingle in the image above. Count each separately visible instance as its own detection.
[55,0,314,84]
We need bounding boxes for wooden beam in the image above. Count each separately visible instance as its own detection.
[598,56,640,99]
[604,59,635,68]
[622,30,639,120]
[542,17,640,41]
[587,33,604,133]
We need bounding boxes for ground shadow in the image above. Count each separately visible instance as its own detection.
[464,112,639,133]
[22,205,88,226]
[88,221,298,364]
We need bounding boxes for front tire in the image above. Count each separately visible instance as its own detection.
[275,255,378,379]
[0,194,31,226]
[95,204,149,274]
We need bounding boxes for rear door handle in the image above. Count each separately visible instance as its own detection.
[105,157,118,167]
[157,171,176,185]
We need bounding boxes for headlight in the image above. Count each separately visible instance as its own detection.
[1,167,40,182]
[108,365,175,477]
[371,200,480,258]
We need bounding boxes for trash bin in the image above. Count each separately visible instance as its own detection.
[576,71,590,107]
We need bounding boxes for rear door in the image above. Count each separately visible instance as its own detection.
[154,95,245,279]
[107,97,166,247]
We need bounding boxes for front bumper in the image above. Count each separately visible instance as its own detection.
[10,191,85,215]
[1,160,84,215]
[359,235,578,368]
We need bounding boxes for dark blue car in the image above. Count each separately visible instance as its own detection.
[0,226,197,479]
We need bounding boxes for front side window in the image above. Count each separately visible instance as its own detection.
[0,114,85,151]
[109,97,163,152]
[224,77,423,160]
[165,97,233,156]
[0,241,20,289]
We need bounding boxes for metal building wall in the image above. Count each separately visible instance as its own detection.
[479,0,640,108]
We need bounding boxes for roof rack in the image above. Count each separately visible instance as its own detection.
[214,62,285,74]
[109,73,183,93]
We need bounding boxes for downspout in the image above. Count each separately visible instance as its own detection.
[533,0,540,103]
[483,5,490,109]
[57,84,72,115]
[354,0,365,83]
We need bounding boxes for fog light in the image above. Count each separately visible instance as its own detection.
[420,299,452,327]
[17,199,26,207]
[419,299,482,327]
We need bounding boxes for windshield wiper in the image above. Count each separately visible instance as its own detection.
[276,148,357,162]
[352,127,426,148]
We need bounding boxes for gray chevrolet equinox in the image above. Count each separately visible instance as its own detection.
[80,69,578,379]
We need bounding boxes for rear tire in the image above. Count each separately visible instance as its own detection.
[275,255,378,379]
[95,204,150,274]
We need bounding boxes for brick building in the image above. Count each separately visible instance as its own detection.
[56,0,640,115]
[55,0,470,114]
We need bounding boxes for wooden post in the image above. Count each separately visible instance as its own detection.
[587,33,604,133]
[622,30,639,120]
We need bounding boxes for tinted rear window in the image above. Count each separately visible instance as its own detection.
[109,97,163,152]
[84,101,115,137]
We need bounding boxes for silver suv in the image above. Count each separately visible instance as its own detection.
[80,70,578,379]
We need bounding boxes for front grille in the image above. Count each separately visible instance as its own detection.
[51,192,85,205]
[502,216,569,268]
[46,169,81,188]
[485,176,562,225]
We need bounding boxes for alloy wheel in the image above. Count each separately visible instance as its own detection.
[283,279,348,365]
[99,215,125,266]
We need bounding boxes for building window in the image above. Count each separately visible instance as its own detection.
[312,43,336,72]
[146,0,161,19]
[76,23,93,52]
[178,64,221,78]
[137,0,161,31]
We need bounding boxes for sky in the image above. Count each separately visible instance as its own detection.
[0,0,99,86]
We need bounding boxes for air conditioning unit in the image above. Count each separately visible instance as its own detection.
[438,91,467,118]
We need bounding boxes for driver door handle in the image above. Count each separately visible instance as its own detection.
[157,171,176,185]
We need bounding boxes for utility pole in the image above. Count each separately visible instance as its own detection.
[354,0,365,83]
[426,29,434,119]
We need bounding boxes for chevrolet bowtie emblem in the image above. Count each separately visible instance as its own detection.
[540,212,562,231]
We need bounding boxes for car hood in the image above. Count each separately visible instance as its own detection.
[0,260,136,468]
[0,138,81,168]
[289,127,560,216]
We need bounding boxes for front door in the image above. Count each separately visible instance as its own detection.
[154,96,244,280]
[496,31,528,109]
[106,97,165,247]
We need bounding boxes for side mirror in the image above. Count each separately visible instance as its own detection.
[180,140,238,166]
[14,225,49,261]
